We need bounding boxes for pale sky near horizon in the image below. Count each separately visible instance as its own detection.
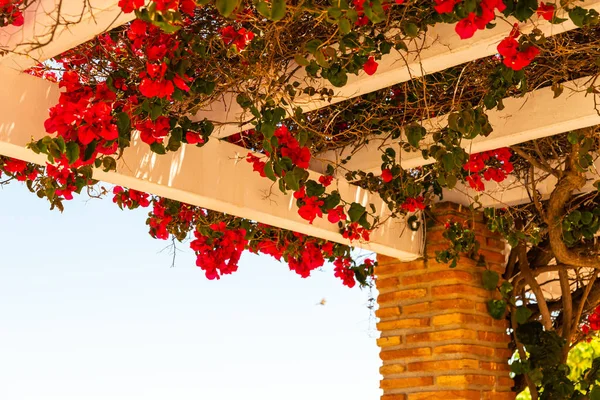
[0,182,382,400]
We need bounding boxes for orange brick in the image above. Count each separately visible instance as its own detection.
[494,348,515,359]
[433,344,495,358]
[376,277,400,290]
[380,347,432,361]
[377,336,402,348]
[377,318,430,331]
[479,249,506,264]
[432,284,491,299]
[476,303,489,313]
[380,364,406,375]
[402,302,431,314]
[382,395,407,400]
[478,331,509,343]
[432,313,492,327]
[483,392,516,400]
[407,359,479,372]
[376,259,425,276]
[429,299,478,312]
[408,390,481,400]
[496,376,515,388]
[376,307,401,319]
[381,376,434,390]
[493,319,510,329]
[480,361,511,372]
[406,329,477,344]
[401,270,476,286]
[437,374,495,387]
[486,237,505,249]
[378,289,428,305]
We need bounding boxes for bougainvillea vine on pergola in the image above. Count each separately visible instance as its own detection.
[1,0,600,396]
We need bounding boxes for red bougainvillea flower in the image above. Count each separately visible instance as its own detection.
[363,56,378,76]
[246,153,267,177]
[319,175,333,187]
[136,116,171,145]
[466,174,485,191]
[401,196,426,212]
[118,0,145,13]
[327,206,346,224]
[185,131,204,145]
[381,168,393,183]
[334,257,356,288]
[220,26,255,50]
[455,13,478,39]
[434,0,461,14]
[298,196,324,224]
[537,2,555,21]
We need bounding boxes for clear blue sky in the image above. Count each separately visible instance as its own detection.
[0,182,381,400]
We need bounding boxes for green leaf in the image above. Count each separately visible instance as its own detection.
[101,157,117,172]
[116,112,131,136]
[338,17,351,35]
[347,202,366,223]
[482,270,499,291]
[515,306,532,324]
[567,131,580,144]
[270,0,286,21]
[150,142,166,155]
[581,211,594,225]
[294,54,310,67]
[263,161,277,182]
[402,22,419,38]
[405,123,424,148]
[590,386,600,400]
[487,299,507,320]
[65,142,80,165]
[215,0,239,17]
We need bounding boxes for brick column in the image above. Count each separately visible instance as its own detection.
[375,203,514,400]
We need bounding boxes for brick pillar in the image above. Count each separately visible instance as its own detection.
[375,202,514,400]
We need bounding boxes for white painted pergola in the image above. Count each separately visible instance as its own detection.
[1,0,599,260]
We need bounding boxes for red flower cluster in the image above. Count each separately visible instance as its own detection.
[342,222,371,241]
[454,0,506,39]
[46,162,79,200]
[44,71,119,164]
[288,240,325,278]
[334,257,356,288]
[276,126,311,169]
[536,2,555,21]
[327,205,346,223]
[582,305,600,335]
[148,198,174,240]
[136,116,171,145]
[246,153,267,177]
[0,0,24,27]
[119,0,196,16]
[190,222,248,280]
[1,158,38,182]
[463,147,513,191]
[220,26,255,50]
[497,25,540,71]
[295,187,325,224]
[112,186,151,209]
[401,196,426,212]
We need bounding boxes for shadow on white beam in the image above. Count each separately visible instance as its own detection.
[0,0,134,71]
[193,0,600,138]
[0,68,423,260]
[312,76,600,175]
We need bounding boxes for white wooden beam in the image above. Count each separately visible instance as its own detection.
[194,0,600,138]
[0,0,134,71]
[311,76,600,175]
[0,68,423,260]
